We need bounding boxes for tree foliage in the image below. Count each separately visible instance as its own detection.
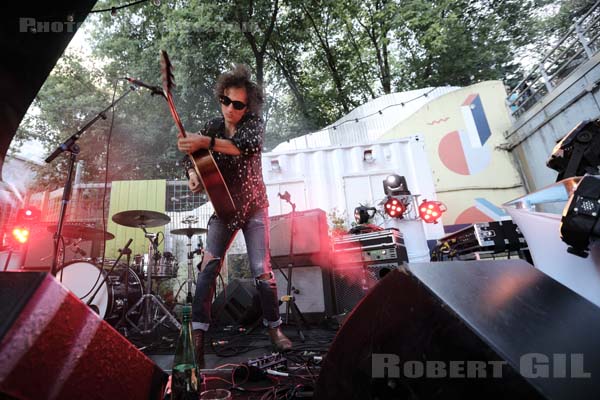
[13,0,579,190]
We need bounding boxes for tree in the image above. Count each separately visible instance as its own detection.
[393,0,536,90]
[14,0,569,191]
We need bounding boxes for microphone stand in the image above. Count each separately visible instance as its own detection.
[276,192,307,341]
[45,86,136,277]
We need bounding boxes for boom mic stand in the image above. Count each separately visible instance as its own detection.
[44,86,136,277]
[276,191,308,341]
[113,244,134,336]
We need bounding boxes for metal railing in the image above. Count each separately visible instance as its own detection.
[507,1,600,117]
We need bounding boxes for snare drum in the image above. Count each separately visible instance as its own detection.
[57,261,143,325]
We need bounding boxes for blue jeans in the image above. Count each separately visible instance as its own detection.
[191,208,282,331]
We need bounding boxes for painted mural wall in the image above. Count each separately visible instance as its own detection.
[381,80,526,225]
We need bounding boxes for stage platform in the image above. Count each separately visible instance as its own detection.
[128,322,337,399]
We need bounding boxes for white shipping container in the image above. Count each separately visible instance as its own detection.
[262,135,445,245]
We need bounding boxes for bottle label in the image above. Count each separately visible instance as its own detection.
[171,364,199,400]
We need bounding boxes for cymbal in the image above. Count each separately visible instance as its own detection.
[112,210,171,228]
[47,224,115,241]
[170,227,207,237]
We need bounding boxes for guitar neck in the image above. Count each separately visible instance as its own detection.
[165,92,186,137]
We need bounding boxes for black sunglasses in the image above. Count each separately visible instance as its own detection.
[219,95,247,110]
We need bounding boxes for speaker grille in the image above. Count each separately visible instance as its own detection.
[332,262,401,314]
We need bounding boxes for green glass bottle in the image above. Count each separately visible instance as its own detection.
[171,305,199,400]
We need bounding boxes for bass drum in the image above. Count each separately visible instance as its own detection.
[57,261,143,325]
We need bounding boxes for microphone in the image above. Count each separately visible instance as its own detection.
[123,77,164,97]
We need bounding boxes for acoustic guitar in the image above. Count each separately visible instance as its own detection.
[159,50,236,220]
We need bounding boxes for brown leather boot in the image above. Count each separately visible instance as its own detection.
[192,329,205,369]
[268,327,292,352]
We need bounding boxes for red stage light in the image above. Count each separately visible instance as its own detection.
[418,200,447,224]
[384,197,406,218]
[12,227,30,244]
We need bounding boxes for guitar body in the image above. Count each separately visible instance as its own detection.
[190,149,236,220]
[160,50,236,220]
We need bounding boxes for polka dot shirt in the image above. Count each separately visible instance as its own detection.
[183,112,269,231]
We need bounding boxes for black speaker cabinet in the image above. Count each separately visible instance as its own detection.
[316,260,600,399]
[332,261,400,314]
[211,278,262,326]
[269,209,330,267]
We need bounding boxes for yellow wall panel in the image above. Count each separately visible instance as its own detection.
[105,180,167,259]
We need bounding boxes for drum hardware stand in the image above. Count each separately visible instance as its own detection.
[43,86,135,277]
[125,227,181,335]
[184,216,199,304]
[113,245,133,337]
[274,191,308,342]
[171,216,205,304]
[86,238,134,315]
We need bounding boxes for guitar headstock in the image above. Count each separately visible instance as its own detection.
[159,50,176,96]
[159,50,187,137]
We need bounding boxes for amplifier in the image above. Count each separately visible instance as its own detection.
[269,209,330,267]
[332,228,408,265]
[435,220,527,259]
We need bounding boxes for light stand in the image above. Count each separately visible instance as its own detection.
[44,86,136,277]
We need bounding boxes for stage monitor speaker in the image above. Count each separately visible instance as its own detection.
[211,278,262,326]
[0,271,167,400]
[269,209,330,267]
[316,260,600,400]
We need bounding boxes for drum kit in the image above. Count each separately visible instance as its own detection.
[56,210,207,337]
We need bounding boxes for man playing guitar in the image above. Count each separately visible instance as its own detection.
[177,64,292,368]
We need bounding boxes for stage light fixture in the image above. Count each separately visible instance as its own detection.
[16,207,41,223]
[560,174,600,257]
[384,197,407,219]
[354,206,376,224]
[12,228,30,244]
[418,199,447,224]
[547,119,600,181]
[383,174,410,196]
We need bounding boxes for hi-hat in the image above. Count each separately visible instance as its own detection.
[170,227,207,237]
[112,210,170,228]
[47,224,115,241]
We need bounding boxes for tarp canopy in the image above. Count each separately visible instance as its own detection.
[0,1,97,180]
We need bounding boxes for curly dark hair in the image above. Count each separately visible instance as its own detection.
[214,64,264,114]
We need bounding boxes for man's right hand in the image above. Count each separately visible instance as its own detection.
[188,171,205,193]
